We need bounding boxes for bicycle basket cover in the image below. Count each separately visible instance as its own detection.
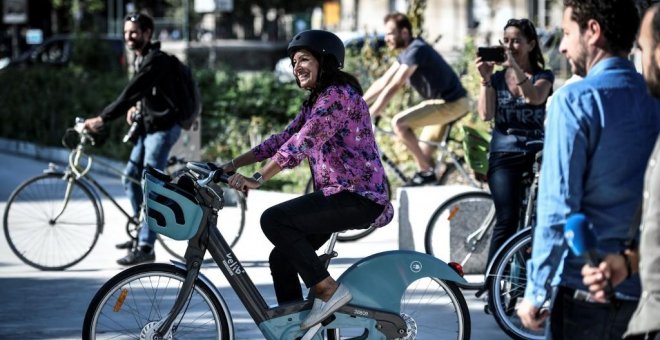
[462,125,491,176]
[143,172,203,240]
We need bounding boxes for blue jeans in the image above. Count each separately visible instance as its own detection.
[123,124,181,248]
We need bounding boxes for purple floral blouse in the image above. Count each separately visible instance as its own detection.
[251,84,393,227]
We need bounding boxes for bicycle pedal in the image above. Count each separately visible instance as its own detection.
[320,313,336,326]
[484,304,491,315]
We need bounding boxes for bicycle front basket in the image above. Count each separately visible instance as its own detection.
[462,125,491,176]
[143,172,203,240]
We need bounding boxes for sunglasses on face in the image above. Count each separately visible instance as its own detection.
[125,13,142,22]
[504,18,537,39]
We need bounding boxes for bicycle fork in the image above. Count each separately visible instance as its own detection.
[150,259,203,338]
[50,174,77,223]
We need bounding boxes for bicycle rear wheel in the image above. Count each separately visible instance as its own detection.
[158,188,246,262]
[487,231,544,339]
[425,191,495,275]
[401,277,471,339]
[82,263,231,340]
[3,172,102,270]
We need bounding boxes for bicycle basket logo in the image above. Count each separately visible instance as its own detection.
[410,261,422,273]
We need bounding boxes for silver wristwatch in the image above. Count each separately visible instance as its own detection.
[252,172,265,185]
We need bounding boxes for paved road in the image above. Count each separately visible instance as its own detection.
[0,151,511,339]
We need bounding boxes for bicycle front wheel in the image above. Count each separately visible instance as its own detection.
[158,188,245,262]
[425,191,495,275]
[400,277,471,339]
[82,263,231,340]
[487,231,543,340]
[3,172,102,270]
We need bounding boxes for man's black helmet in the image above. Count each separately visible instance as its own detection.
[287,30,345,69]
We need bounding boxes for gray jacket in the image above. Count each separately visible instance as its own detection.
[626,136,660,337]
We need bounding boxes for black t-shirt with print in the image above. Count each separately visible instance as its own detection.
[489,69,554,153]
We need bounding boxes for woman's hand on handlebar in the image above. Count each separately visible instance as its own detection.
[83,116,104,133]
[227,173,259,192]
[219,160,237,173]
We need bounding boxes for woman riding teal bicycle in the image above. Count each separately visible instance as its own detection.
[221,30,393,329]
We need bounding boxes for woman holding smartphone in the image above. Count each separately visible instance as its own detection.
[475,18,554,264]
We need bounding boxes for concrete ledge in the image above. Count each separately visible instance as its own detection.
[397,185,482,262]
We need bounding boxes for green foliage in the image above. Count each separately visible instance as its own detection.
[452,36,494,132]
[0,65,130,158]
[197,68,309,192]
[407,0,427,38]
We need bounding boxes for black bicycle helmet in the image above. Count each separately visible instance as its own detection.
[287,30,345,69]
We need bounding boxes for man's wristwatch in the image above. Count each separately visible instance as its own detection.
[252,172,265,185]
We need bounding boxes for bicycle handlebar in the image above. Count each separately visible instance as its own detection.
[65,117,96,147]
[185,162,231,186]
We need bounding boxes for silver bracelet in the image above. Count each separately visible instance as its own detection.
[231,159,236,169]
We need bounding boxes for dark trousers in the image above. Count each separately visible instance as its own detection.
[627,333,660,340]
[549,286,638,340]
[486,151,536,263]
[260,190,384,304]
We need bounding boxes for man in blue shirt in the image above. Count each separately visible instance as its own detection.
[517,0,660,338]
[582,3,660,339]
[363,12,468,186]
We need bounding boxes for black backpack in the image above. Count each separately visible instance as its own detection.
[163,54,202,130]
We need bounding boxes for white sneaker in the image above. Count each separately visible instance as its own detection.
[300,284,352,330]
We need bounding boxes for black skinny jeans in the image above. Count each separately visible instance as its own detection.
[260,190,384,304]
[486,151,536,263]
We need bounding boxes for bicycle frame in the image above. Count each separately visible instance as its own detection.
[48,130,140,233]
[152,169,468,339]
[375,121,481,188]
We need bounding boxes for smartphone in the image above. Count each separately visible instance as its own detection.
[478,46,506,63]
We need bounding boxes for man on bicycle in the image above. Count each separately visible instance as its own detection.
[364,12,469,186]
[83,12,182,266]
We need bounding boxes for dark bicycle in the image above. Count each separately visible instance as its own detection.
[425,128,545,339]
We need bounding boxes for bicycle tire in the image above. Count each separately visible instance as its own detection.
[401,277,471,339]
[82,263,231,340]
[158,188,246,263]
[303,177,391,242]
[425,191,495,275]
[487,231,544,340]
[3,172,102,270]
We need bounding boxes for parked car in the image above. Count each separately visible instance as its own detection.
[274,31,385,82]
[0,34,126,72]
